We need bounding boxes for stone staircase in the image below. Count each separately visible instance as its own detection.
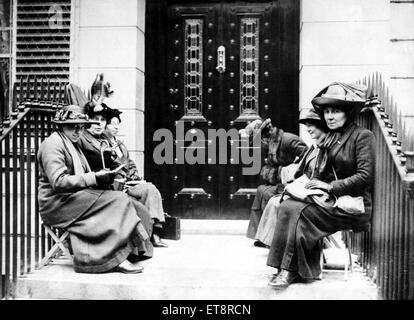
[13,220,378,300]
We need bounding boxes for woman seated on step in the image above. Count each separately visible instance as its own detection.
[78,74,168,247]
[266,83,374,289]
[37,104,153,274]
[104,107,169,247]
[254,108,329,247]
[241,118,308,247]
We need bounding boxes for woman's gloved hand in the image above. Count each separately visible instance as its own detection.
[305,179,333,193]
[95,170,116,187]
[127,169,141,181]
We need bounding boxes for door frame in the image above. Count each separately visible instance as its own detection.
[145,0,300,219]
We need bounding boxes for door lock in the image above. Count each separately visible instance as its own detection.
[216,45,226,74]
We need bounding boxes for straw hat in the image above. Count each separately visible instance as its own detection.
[52,105,99,125]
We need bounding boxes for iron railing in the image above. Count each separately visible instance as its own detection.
[1,75,66,299]
[353,73,414,300]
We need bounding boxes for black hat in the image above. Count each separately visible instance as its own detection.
[108,108,123,122]
[87,103,112,120]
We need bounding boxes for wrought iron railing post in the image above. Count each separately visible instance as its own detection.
[354,72,414,300]
[0,70,69,298]
[3,88,11,127]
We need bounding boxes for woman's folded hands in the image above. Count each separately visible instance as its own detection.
[305,179,333,193]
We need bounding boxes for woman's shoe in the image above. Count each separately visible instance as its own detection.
[267,268,281,281]
[151,233,168,248]
[113,260,144,274]
[253,240,267,248]
[268,270,300,288]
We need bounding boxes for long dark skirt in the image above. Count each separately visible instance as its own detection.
[266,198,370,280]
[66,190,153,273]
[246,184,283,239]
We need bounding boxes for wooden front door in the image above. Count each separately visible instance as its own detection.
[146,0,300,219]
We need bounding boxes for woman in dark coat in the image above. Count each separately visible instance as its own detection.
[78,75,168,247]
[243,119,308,246]
[267,83,375,288]
[38,105,152,274]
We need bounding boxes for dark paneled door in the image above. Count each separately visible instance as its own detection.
[146,1,299,219]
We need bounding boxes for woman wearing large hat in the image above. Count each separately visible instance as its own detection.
[37,104,153,274]
[78,75,168,247]
[254,108,329,248]
[266,82,375,288]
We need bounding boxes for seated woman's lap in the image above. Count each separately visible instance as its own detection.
[300,204,370,235]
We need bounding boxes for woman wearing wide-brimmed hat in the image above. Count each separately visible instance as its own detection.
[267,83,375,288]
[254,108,329,247]
[37,104,153,274]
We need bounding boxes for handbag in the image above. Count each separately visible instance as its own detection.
[281,149,336,210]
[160,215,181,240]
[283,174,326,202]
[332,166,365,215]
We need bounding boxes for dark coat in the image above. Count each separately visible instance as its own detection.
[77,130,122,172]
[328,122,375,218]
[264,130,308,168]
[101,132,140,180]
[260,130,308,185]
[267,122,375,279]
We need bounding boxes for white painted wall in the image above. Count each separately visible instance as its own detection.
[389,2,414,117]
[70,0,146,176]
[299,0,390,143]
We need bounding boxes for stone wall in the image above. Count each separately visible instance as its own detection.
[299,0,390,143]
[70,0,146,176]
[389,1,414,117]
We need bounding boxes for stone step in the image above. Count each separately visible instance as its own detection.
[14,233,378,300]
[180,219,248,235]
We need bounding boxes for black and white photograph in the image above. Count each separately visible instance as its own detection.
[0,0,413,305]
